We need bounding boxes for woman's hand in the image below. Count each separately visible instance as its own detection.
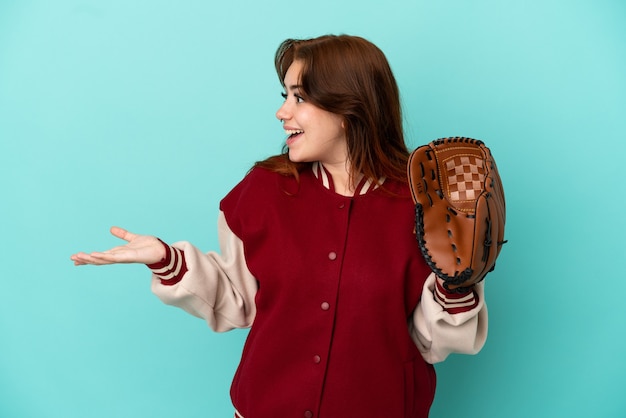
[70,226,165,266]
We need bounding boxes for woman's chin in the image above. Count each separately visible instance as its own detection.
[287,149,304,163]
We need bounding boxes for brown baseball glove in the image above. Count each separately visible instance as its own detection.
[407,137,506,293]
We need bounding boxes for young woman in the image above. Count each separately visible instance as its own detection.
[71,34,487,418]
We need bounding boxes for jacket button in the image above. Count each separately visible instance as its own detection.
[321,302,330,310]
[304,411,313,418]
[313,355,321,363]
[328,252,337,260]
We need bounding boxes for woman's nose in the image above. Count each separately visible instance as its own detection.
[276,101,291,122]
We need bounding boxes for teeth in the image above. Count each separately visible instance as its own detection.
[285,129,304,136]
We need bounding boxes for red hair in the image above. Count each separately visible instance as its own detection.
[255,35,409,186]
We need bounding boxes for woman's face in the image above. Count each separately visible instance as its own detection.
[276,60,347,166]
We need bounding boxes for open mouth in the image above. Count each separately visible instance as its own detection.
[285,129,304,144]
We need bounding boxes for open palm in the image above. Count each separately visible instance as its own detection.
[70,226,165,266]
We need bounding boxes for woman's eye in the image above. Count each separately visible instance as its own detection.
[280,92,305,103]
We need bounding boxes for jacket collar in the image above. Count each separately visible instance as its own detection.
[311,162,384,196]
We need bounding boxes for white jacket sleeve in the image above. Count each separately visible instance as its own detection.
[150,211,258,332]
[410,273,488,364]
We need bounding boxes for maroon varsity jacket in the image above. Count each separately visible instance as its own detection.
[219,167,435,418]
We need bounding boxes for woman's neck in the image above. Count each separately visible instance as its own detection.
[320,161,362,197]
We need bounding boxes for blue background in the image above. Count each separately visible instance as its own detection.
[1,0,625,417]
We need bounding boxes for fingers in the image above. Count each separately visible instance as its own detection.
[110,226,138,242]
[70,226,133,266]
[70,251,118,266]
[71,227,157,266]
[71,255,88,266]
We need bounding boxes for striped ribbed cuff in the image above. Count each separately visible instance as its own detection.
[434,279,478,314]
[147,239,188,286]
